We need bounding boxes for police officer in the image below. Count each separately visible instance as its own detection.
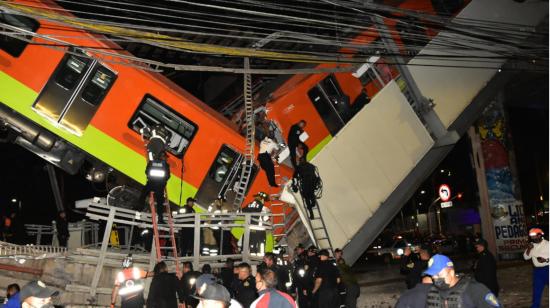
[258,252,289,293]
[312,249,340,308]
[400,244,432,289]
[241,192,270,256]
[292,244,310,307]
[396,254,501,308]
[230,262,257,307]
[472,239,499,296]
[179,197,196,257]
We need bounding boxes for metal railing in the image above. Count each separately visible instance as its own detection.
[0,241,67,258]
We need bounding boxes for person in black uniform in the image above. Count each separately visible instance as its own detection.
[220,258,236,292]
[293,158,320,219]
[292,244,309,307]
[56,211,70,247]
[231,262,257,307]
[312,249,340,308]
[396,254,501,308]
[137,124,172,224]
[400,244,432,289]
[179,197,196,256]
[241,192,270,255]
[258,252,289,293]
[472,239,499,296]
[179,262,201,307]
[147,261,184,308]
[287,120,307,168]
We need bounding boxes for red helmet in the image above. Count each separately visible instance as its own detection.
[529,228,544,237]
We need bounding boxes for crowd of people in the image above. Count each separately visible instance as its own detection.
[395,227,549,308]
[107,244,359,308]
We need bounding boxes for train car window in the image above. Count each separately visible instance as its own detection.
[195,145,259,207]
[0,13,39,57]
[81,66,116,106]
[129,95,198,157]
[54,55,90,91]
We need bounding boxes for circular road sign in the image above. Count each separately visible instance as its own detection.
[439,184,451,202]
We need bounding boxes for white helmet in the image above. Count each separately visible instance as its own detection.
[122,254,133,268]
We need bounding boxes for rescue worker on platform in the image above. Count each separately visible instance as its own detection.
[111,254,149,308]
[287,120,307,169]
[230,262,257,307]
[179,197,196,257]
[241,192,270,256]
[395,254,501,308]
[258,132,280,187]
[472,239,499,296]
[311,249,340,308]
[400,244,432,289]
[523,227,549,308]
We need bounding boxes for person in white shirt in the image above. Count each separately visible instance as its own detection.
[523,227,549,308]
[258,135,280,187]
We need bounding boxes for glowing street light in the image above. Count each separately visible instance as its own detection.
[420,190,426,194]
[11,198,17,203]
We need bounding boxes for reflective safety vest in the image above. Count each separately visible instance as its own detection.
[426,277,470,308]
[115,267,147,299]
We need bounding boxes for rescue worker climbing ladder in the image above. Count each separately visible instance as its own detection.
[242,192,271,256]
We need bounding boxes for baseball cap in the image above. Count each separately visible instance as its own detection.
[195,274,217,292]
[20,281,59,301]
[529,228,544,236]
[318,249,330,257]
[423,254,454,276]
[193,283,231,304]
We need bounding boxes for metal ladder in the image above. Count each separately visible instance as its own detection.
[301,195,335,256]
[232,57,256,209]
[148,190,180,276]
[269,160,288,243]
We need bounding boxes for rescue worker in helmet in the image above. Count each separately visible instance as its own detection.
[241,192,271,256]
[111,254,149,308]
[524,227,549,308]
[138,124,172,224]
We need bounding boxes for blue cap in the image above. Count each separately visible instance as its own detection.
[423,254,454,276]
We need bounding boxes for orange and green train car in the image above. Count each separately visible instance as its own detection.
[266,0,468,161]
[0,0,293,227]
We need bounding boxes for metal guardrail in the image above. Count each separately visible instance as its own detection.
[0,241,67,258]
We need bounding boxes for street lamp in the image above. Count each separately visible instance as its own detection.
[11,198,17,203]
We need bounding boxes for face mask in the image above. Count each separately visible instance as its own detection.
[532,237,542,243]
[432,277,450,290]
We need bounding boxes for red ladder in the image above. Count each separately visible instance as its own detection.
[269,159,288,240]
[148,190,180,277]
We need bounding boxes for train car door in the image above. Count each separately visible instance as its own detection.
[195,145,257,207]
[33,52,117,135]
[307,74,351,136]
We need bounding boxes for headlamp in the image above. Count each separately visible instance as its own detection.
[298,269,305,277]
[397,248,404,256]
